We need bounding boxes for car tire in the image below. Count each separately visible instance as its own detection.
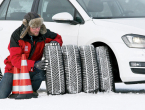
[79,45,99,93]
[44,43,65,95]
[96,46,115,92]
[62,45,82,94]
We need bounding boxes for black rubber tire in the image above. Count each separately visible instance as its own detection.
[62,45,82,94]
[96,46,115,92]
[44,43,65,95]
[79,45,99,93]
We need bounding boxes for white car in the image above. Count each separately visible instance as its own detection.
[0,0,145,91]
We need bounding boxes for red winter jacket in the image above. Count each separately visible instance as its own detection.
[4,25,63,73]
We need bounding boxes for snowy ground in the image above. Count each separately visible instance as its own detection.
[1,82,145,110]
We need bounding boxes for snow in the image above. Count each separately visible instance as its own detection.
[1,82,145,110]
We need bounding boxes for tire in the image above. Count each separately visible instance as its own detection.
[96,46,115,92]
[62,45,82,94]
[79,45,99,93]
[44,43,65,95]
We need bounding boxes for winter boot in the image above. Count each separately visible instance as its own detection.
[33,91,39,98]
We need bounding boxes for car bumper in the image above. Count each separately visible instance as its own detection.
[111,42,145,83]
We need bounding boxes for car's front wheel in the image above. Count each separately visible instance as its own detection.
[96,46,115,92]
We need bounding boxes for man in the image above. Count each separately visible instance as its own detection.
[0,12,63,99]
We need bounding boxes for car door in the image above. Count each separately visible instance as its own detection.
[0,0,34,73]
[37,0,83,45]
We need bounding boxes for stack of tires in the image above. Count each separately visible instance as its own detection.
[44,43,115,95]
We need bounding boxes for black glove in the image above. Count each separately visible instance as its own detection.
[34,60,48,70]
[50,41,59,45]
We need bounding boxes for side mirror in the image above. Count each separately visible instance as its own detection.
[52,12,79,25]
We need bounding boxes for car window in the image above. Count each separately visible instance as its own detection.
[118,0,145,16]
[6,0,34,20]
[89,2,114,17]
[77,0,145,18]
[77,0,122,18]
[38,0,82,23]
[0,0,10,20]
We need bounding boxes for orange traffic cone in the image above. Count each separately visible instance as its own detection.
[15,54,34,99]
[8,67,20,98]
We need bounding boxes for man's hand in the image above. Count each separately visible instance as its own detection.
[34,60,48,70]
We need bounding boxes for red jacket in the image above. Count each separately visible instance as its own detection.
[4,25,63,73]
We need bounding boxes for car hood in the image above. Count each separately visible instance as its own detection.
[93,18,145,35]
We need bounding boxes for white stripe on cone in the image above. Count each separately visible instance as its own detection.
[13,74,20,80]
[13,86,19,91]
[21,60,27,66]
[19,85,33,92]
[20,73,30,79]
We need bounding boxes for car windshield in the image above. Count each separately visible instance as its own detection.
[77,0,145,19]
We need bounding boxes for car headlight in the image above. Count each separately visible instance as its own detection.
[122,34,145,48]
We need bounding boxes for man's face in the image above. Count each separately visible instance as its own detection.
[29,26,41,36]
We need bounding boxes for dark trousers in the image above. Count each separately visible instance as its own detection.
[0,69,46,99]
